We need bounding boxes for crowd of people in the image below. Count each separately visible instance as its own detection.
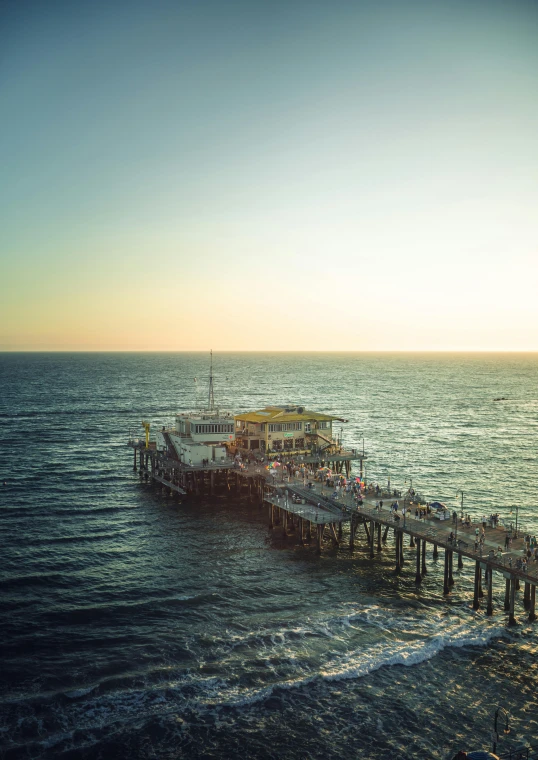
[231,452,538,573]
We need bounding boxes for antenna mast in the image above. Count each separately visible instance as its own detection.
[208,349,215,411]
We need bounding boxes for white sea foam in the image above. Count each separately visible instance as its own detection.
[64,686,97,699]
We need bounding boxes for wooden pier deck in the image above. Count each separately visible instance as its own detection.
[253,468,537,625]
[129,439,537,625]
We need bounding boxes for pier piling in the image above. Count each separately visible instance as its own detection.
[421,539,427,576]
[415,538,422,585]
[529,585,536,623]
[486,566,494,616]
[473,561,480,609]
[504,578,511,611]
[394,530,401,575]
[443,550,450,595]
[448,550,455,587]
[509,577,517,625]
[524,582,531,610]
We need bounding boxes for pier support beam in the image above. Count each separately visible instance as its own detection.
[349,517,356,552]
[394,531,401,575]
[443,550,450,595]
[504,578,511,611]
[458,552,464,570]
[415,538,422,585]
[377,523,382,552]
[133,448,137,471]
[448,549,454,587]
[369,520,375,559]
[382,525,389,543]
[524,582,531,610]
[421,539,427,576]
[509,576,517,626]
[317,524,325,554]
[529,585,536,623]
[486,565,494,616]
[433,543,439,560]
[473,561,481,610]
[329,523,339,546]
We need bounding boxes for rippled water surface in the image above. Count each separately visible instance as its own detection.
[1,352,538,759]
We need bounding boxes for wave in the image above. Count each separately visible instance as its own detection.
[1,592,528,760]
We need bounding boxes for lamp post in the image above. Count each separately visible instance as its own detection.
[492,705,511,755]
[456,490,464,520]
[509,505,519,538]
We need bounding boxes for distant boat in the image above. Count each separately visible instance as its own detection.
[493,397,508,401]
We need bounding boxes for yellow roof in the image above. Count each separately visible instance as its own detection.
[235,406,345,424]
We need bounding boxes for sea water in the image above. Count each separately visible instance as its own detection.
[1,352,537,759]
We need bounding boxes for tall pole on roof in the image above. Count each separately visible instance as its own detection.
[208,349,215,411]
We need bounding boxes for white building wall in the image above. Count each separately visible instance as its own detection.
[155,431,168,452]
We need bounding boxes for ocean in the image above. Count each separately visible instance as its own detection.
[1,352,537,759]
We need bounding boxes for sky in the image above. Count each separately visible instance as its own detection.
[1,0,537,351]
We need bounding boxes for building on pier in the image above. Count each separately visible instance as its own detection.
[155,411,235,466]
[233,406,348,457]
[153,350,236,467]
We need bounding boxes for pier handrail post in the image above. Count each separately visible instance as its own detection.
[492,705,510,755]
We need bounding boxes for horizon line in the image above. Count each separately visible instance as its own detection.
[2,349,538,355]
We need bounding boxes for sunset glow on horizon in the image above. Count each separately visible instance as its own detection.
[1,0,538,352]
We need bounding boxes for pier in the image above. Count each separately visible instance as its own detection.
[128,389,537,628]
[263,470,537,625]
[130,436,537,626]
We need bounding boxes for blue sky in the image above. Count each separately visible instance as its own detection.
[1,0,537,350]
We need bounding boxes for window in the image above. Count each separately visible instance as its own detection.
[269,422,302,432]
[304,422,311,433]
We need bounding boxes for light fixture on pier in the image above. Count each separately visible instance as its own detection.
[456,490,464,519]
[509,505,519,538]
